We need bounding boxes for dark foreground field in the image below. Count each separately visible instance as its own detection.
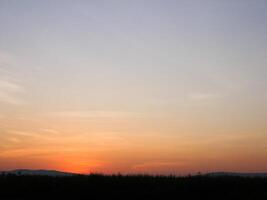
[1,174,267,200]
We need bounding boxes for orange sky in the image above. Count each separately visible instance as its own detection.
[1,110,267,174]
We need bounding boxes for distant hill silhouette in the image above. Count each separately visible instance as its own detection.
[2,169,267,178]
[206,172,267,177]
[0,169,76,176]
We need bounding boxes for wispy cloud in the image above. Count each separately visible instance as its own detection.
[0,51,18,69]
[0,80,21,91]
[0,79,25,105]
[47,110,141,119]
[188,92,223,101]
[40,129,60,135]
[0,51,26,105]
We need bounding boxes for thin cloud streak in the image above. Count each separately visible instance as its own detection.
[47,110,143,119]
[0,51,27,105]
[0,80,25,105]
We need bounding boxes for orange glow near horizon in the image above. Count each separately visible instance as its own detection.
[1,113,267,174]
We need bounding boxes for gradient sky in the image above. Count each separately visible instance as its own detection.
[0,0,267,174]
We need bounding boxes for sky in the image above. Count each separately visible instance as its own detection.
[0,0,267,174]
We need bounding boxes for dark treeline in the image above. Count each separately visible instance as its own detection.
[1,174,267,200]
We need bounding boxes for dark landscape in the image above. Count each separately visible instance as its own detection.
[1,170,267,200]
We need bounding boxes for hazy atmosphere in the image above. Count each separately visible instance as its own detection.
[0,0,267,174]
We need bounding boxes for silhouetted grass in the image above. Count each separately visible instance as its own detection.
[1,174,267,199]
